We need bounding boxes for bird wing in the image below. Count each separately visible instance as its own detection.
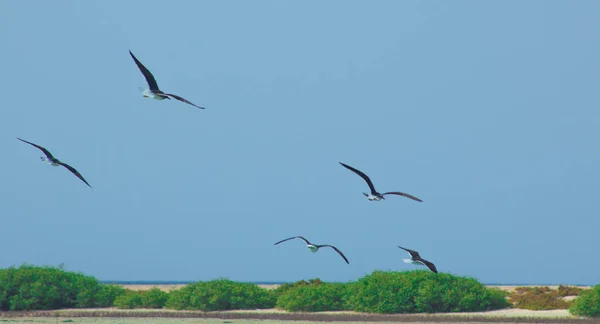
[339,162,376,194]
[398,246,420,259]
[165,93,205,109]
[382,191,423,202]
[419,258,438,273]
[274,236,310,246]
[57,162,92,188]
[17,137,55,160]
[129,50,160,91]
[318,245,350,264]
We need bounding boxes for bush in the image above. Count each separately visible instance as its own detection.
[165,279,276,311]
[114,291,144,309]
[0,265,116,310]
[0,265,129,310]
[273,278,323,296]
[569,285,600,317]
[558,285,583,297]
[142,288,169,308]
[114,288,169,309]
[509,286,574,310]
[94,284,127,307]
[276,282,351,312]
[346,271,509,314]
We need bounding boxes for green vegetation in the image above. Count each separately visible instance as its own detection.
[9,265,582,314]
[165,279,276,311]
[508,286,582,310]
[0,265,125,310]
[95,284,128,307]
[569,285,600,317]
[273,278,323,296]
[113,288,169,309]
[345,271,509,313]
[276,280,351,312]
[114,291,144,309]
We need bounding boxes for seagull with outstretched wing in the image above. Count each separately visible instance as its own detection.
[129,50,205,110]
[17,137,91,188]
[398,246,437,273]
[274,236,349,264]
[339,162,422,202]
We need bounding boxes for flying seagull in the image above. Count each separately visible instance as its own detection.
[17,137,91,188]
[129,50,205,109]
[339,162,422,202]
[274,236,349,264]
[398,246,437,273]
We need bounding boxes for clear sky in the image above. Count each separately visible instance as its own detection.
[1,1,599,285]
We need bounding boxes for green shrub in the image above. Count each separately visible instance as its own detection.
[165,279,276,311]
[346,270,509,314]
[142,288,169,308]
[273,278,323,296]
[113,291,144,309]
[276,282,350,312]
[94,284,127,307]
[569,285,600,317]
[0,265,123,310]
[113,288,169,309]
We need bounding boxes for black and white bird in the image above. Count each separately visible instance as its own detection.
[129,50,205,109]
[339,162,422,202]
[274,236,349,264]
[398,246,437,273]
[17,137,91,188]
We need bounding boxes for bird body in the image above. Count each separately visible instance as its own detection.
[403,258,426,266]
[139,87,168,100]
[364,192,383,201]
[41,156,60,166]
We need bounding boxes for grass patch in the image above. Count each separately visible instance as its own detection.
[508,286,582,310]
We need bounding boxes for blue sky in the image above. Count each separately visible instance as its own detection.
[1,1,599,285]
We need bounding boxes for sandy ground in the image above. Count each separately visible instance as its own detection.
[0,308,583,320]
